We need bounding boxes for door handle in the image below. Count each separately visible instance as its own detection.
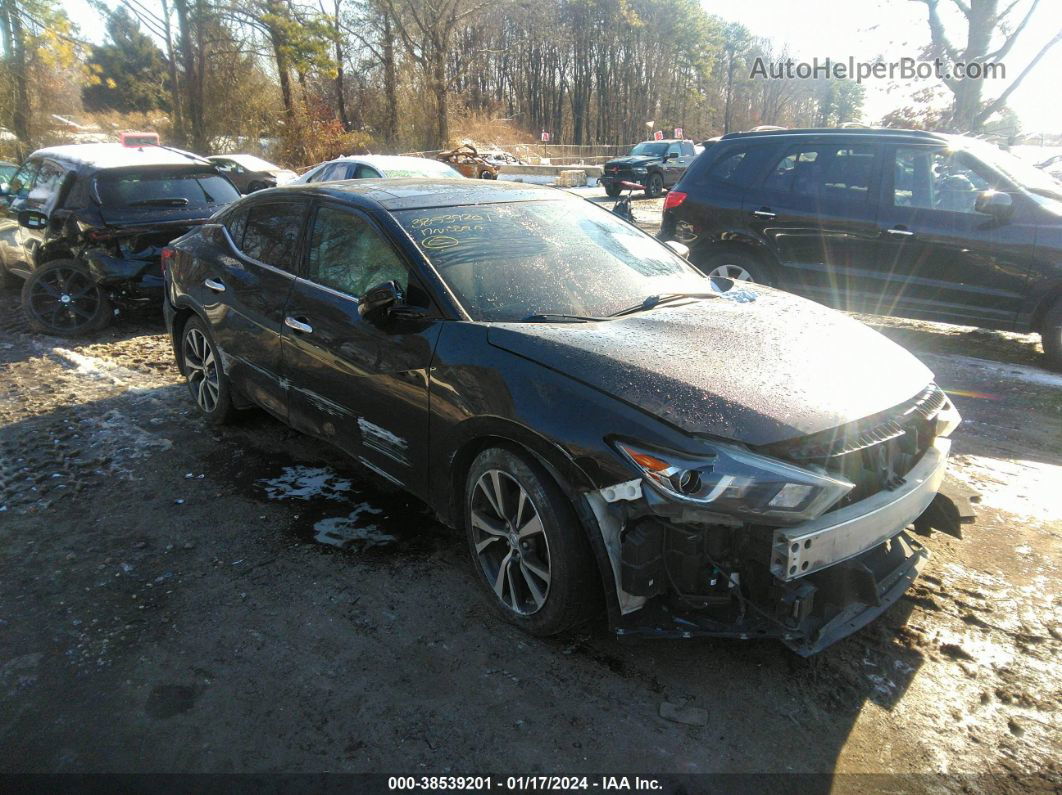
[752,208,776,219]
[885,226,915,237]
[204,278,226,292]
[284,316,313,334]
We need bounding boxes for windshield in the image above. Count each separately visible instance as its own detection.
[630,142,669,157]
[382,160,463,179]
[226,154,282,172]
[97,169,241,208]
[395,199,707,321]
[963,140,1062,200]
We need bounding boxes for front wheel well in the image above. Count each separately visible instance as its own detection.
[170,305,197,373]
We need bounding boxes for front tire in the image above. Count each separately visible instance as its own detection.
[1041,299,1062,371]
[465,447,599,636]
[478,170,495,180]
[645,172,663,198]
[21,259,112,336]
[181,317,235,423]
[604,183,621,198]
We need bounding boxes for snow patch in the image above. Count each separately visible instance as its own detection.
[313,503,391,549]
[259,466,352,502]
[924,353,1062,389]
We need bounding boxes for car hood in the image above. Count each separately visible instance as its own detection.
[486,286,933,446]
[604,156,660,169]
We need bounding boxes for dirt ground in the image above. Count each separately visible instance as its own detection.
[1,198,1060,787]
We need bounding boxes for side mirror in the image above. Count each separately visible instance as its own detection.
[974,190,1013,220]
[358,280,401,322]
[17,209,47,230]
[666,152,679,160]
[665,240,690,259]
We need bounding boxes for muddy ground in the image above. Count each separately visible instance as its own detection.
[0,201,1060,787]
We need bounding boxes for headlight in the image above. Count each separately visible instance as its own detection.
[615,441,854,525]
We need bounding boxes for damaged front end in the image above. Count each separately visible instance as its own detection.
[587,384,974,655]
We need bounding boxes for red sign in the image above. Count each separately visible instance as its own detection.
[653,130,664,141]
[120,131,159,148]
[541,131,551,142]
[673,127,683,139]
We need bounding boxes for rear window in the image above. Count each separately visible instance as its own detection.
[96,169,240,208]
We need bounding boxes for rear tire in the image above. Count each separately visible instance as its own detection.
[21,259,112,336]
[1041,299,1062,371]
[464,447,599,636]
[697,248,775,287]
[478,170,495,180]
[645,172,663,198]
[181,316,235,423]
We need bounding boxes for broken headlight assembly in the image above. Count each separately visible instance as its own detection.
[615,441,854,526]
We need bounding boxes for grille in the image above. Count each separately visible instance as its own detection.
[767,384,947,508]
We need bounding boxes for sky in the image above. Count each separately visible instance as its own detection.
[711,0,1062,134]
[64,0,1062,133]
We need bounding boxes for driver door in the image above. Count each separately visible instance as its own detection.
[281,201,442,496]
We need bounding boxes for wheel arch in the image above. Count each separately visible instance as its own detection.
[444,422,622,624]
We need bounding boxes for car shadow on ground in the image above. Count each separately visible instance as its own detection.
[1,382,932,775]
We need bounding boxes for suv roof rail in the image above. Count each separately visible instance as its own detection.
[720,127,945,140]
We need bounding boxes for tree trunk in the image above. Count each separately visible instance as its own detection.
[333,2,350,130]
[160,0,185,146]
[173,0,206,152]
[2,0,31,153]
[382,12,397,143]
[431,45,448,147]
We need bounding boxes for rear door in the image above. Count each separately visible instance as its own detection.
[280,201,441,495]
[663,141,695,187]
[204,198,307,419]
[748,140,882,306]
[874,143,1034,326]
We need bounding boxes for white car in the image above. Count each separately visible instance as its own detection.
[292,154,464,183]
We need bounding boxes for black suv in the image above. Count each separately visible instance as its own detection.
[0,142,240,335]
[600,139,696,198]
[661,128,1062,368]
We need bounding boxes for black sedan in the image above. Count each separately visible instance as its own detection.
[163,179,967,654]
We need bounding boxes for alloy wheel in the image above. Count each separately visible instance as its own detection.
[28,267,102,332]
[470,469,552,615]
[708,263,753,281]
[183,327,221,413]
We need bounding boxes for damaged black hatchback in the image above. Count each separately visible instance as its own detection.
[164,179,969,655]
[0,142,240,335]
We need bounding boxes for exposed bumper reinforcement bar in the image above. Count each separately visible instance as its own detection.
[771,437,950,582]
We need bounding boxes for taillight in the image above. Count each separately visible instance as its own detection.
[663,191,687,212]
[87,228,114,242]
[160,246,175,274]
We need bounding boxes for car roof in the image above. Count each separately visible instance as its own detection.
[719,127,954,144]
[29,142,211,170]
[636,139,690,144]
[318,154,449,171]
[271,178,563,211]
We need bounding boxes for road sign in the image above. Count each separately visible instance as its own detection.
[674,127,683,139]
[541,131,551,142]
[653,130,664,141]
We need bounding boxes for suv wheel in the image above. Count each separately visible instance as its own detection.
[604,183,621,198]
[478,169,495,180]
[700,249,774,286]
[645,172,663,198]
[182,317,235,423]
[464,447,598,636]
[1041,299,1062,371]
[21,259,112,336]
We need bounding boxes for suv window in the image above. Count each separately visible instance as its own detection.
[26,160,68,211]
[6,159,40,203]
[354,164,382,179]
[96,168,240,208]
[314,162,350,182]
[307,205,408,297]
[681,141,694,157]
[240,201,305,268]
[666,143,682,158]
[763,144,875,203]
[694,144,775,188]
[893,146,994,214]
